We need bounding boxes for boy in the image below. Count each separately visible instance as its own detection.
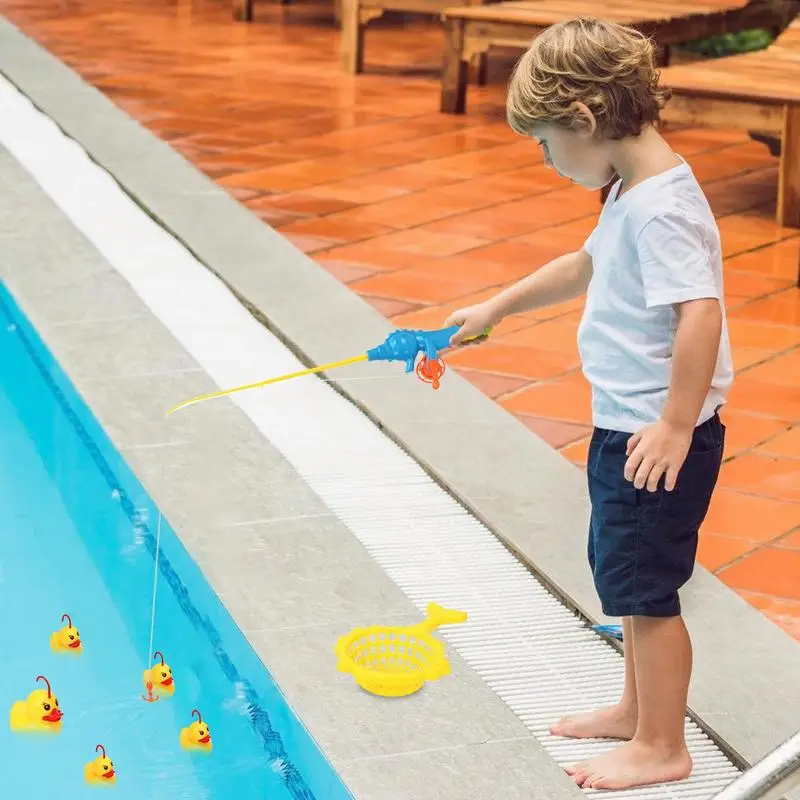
[446,18,732,792]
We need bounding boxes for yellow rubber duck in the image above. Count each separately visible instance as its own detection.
[51,613,82,654]
[9,675,63,733]
[142,651,174,697]
[84,744,116,785]
[180,709,212,752]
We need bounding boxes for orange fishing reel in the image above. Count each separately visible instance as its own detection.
[415,355,446,390]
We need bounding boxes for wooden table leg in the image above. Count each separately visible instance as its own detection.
[468,52,488,85]
[441,19,468,114]
[340,0,365,73]
[777,105,800,282]
[233,0,253,21]
[464,0,487,85]
[654,43,671,67]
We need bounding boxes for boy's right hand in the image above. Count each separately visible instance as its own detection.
[445,302,498,347]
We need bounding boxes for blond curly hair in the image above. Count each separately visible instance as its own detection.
[507,18,671,140]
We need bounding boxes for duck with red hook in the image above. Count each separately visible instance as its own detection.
[85,744,117,785]
[142,651,174,698]
[50,613,82,654]
[180,709,212,753]
[9,675,63,733]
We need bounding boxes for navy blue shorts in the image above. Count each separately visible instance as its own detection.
[587,413,725,618]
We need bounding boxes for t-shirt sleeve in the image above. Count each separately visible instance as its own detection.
[636,212,719,309]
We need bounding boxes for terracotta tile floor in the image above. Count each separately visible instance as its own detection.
[5,0,799,639]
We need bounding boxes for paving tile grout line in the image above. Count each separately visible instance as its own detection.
[286,163,785,263]
[204,120,776,190]
[712,521,800,575]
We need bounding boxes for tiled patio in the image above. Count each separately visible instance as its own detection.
[4,0,798,638]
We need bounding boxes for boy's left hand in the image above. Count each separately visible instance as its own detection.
[624,420,692,492]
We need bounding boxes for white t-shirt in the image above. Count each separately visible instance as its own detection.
[578,159,733,433]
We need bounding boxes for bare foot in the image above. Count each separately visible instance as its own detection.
[569,739,692,790]
[550,705,637,740]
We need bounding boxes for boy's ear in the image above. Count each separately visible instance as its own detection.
[572,102,598,137]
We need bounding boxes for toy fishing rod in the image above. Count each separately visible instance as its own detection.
[165,324,490,417]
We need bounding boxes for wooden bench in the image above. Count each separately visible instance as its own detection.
[439,0,799,114]
[339,0,505,75]
[660,17,800,235]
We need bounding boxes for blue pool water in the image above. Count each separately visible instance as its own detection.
[0,282,352,800]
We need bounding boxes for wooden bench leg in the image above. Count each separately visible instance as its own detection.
[654,43,671,68]
[777,105,800,233]
[341,0,365,73]
[468,52,488,86]
[233,0,253,22]
[441,20,468,114]
[465,0,487,85]
[340,5,382,73]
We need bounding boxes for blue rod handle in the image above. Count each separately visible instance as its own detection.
[366,325,470,371]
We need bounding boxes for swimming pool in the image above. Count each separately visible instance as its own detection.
[0,282,352,798]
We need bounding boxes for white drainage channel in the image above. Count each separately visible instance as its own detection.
[0,75,741,799]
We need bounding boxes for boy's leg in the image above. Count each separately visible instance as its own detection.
[553,616,637,739]
[555,425,641,741]
[569,614,692,790]
[633,614,692,747]
[555,426,639,740]
[567,414,724,790]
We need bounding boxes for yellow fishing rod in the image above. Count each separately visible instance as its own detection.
[166,324,489,417]
[166,355,367,416]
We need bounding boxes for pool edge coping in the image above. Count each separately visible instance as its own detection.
[1,13,798,789]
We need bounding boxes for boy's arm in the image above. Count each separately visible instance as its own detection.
[661,299,722,433]
[625,298,722,492]
[447,248,592,345]
[486,248,593,319]
[624,212,723,492]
